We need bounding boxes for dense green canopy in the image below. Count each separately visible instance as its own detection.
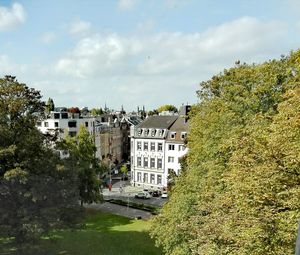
[61,125,102,206]
[0,77,81,244]
[151,51,300,255]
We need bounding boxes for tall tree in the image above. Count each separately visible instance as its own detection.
[62,125,102,206]
[150,50,300,255]
[0,77,81,245]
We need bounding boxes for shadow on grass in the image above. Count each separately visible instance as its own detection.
[0,209,162,255]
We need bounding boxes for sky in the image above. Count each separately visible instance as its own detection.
[0,0,300,111]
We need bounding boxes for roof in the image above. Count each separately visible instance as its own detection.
[169,116,188,132]
[166,116,189,142]
[138,116,178,129]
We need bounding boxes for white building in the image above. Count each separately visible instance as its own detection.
[37,111,95,139]
[130,106,190,189]
[165,106,190,176]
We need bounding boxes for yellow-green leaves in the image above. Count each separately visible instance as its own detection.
[151,50,300,255]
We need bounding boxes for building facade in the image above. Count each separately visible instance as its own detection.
[130,107,189,190]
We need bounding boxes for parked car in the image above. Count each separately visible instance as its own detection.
[152,190,161,197]
[161,192,168,198]
[135,192,151,199]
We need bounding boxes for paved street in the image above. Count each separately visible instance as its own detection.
[85,202,153,219]
[102,179,168,207]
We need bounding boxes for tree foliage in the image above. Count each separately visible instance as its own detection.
[157,104,178,113]
[45,97,54,114]
[62,125,102,206]
[68,107,80,114]
[150,51,300,255]
[0,77,81,244]
[90,108,104,116]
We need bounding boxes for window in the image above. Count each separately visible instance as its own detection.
[150,174,155,184]
[61,113,68,119]
[137,157,141,167]
[178,145,186,151]
[36,121,41,127]
[54,113,60,119]
[68,121,77,128]
[144,157,149,168]
[170,132,176,139]
[44,122,49,127]
[131,141,133,150]
[137,129,142,136]
[151,129,156,137]
[158,143,163,152]
[143,173,148,183]
[157,175,162,185]
[168,144,175,151]
[150,158,155,168]
[144,129,149,136]
[150,142,155,151]
[137,142,142,150]
[54,122,59,128]
[131,156,133,165]
[168,156,174,163]
[181,132,187,139]
[137,172,142,182]
[157,158,162,169]
[144,142,148,151]
[85,122,89,127]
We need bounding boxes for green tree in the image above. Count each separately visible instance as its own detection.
[120,164,128,182]
[148,109,158,116]
[0,76,81,246]
[90,108,104,116]
[45,97,55,114]
[157,104,178,113]
[150,50,300,255]
[63,125,102,206]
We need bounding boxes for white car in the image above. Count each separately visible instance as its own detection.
[161,192,168,198]
[135,192,151,199]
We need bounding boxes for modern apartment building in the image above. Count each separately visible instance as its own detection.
[37,110,95,139]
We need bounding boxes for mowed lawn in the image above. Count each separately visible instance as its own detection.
[0,209,163,255]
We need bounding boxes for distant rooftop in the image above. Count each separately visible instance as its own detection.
[138,116,178,129]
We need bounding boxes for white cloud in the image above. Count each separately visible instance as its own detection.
[50,16,288,109]
[0,55,27,77]
[40,32,56,44]
[0,15,291,111]
[117,0,139,11]
[55,17,285,79]
[55,34,143,78]
[0,3,26,31]
[69,20,91,35]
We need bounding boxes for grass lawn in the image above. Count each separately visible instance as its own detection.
[0,209,163,255]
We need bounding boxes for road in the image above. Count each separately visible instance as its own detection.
[102,179,168,207]
[85,202,153,220]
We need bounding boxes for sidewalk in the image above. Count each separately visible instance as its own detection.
[102,186,143,197]
[102,180,144,197]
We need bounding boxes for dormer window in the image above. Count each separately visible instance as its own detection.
[137,129,142,136]
[158,129,163,136]
[144,128,149,136]
[181,132,187,139]
[170,132,176,139]
[151,129,156,137]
